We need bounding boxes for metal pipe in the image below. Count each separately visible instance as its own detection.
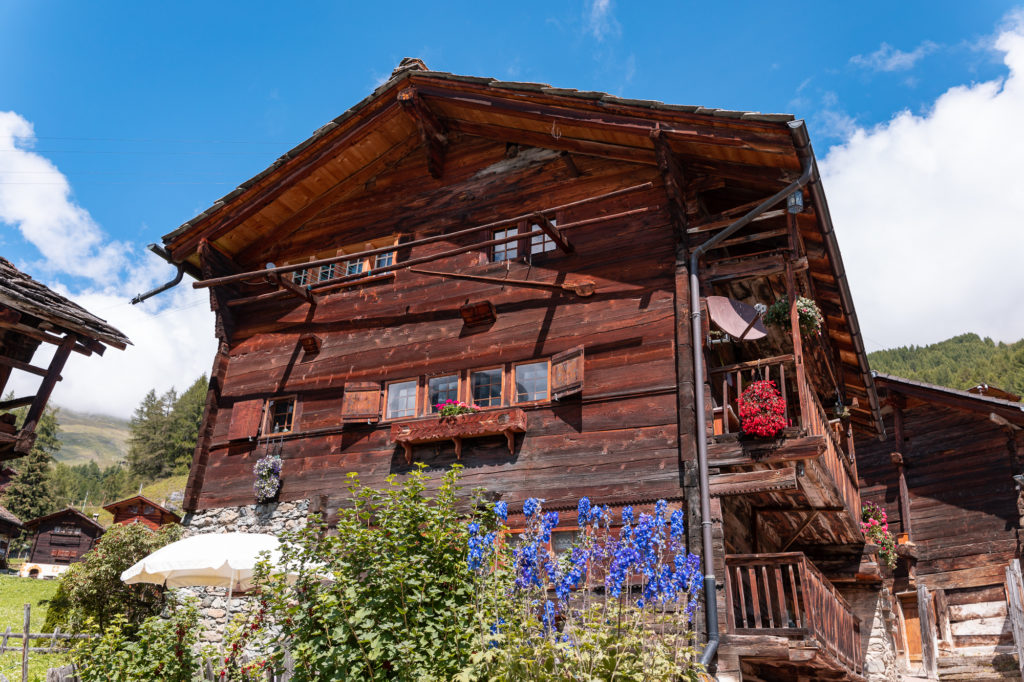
[131,244,186,305]
[693,119,815,667]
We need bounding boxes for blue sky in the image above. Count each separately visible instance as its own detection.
[1,1,1022,416]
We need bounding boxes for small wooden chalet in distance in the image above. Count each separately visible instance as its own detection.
[0,258,130,460]
[0,503,22,569]
[103,494,180,530]
[20,507,104,579]
[857,373,1024,679]
[163,60,885,679]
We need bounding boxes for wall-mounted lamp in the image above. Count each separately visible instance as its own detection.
[787,190,804,215]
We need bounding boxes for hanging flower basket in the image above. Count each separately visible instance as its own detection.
[736,380,787,438]
[861,502,897,569]
[253,454,282,503]
[762,296,823,335]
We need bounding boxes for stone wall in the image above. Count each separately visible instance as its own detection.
[849,582,900,682]
[177,500,309,643]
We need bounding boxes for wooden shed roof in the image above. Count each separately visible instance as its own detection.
[102,494,181,522]
[24,506,105,532]
[0,257,130,350]
[874,372,1024,426]
[0,503,22,529]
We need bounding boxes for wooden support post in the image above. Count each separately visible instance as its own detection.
[651,128,689,243]
[397,86,448,179]
[198,240,238,344]
[0,366,10,397]
[531,214,574,253]
[20,334,75,441]
[892,398,914,539]
[559,151,581,177]
[918,584,938,679]
[1005,560,1024,681]
[22,603,29,682]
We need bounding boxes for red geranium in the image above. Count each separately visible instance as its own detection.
[737,379,787,438]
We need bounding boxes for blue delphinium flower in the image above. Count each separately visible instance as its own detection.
[466,522,495,573]
[523,497,542,519]
[494,500,508,521]
[622,505,634,524]
[540,511,559,543]
[576,497,591,526]
[670,508,685,540]
[540,600,557,632]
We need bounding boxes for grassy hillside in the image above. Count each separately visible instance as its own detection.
[868,333,1024,395]
[51,407,130,468]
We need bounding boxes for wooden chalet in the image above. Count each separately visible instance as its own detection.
[0,258,130,460]
[21,507,104,577]
[858,373,1024,679]
[163,59,884,679]
[103,494,180,530]
[0,503,22,570]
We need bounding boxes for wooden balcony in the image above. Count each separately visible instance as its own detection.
[725,552,863,679]
[708,355,862,544]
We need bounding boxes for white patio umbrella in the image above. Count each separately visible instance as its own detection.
[120,532,292,596]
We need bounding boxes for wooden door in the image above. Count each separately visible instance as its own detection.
[900,593,923,662]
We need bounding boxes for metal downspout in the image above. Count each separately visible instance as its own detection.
[131,244,187,305]
[695,120,815,667]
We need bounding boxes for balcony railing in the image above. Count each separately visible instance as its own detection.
[709,354,861,527]
[725,552,862,676]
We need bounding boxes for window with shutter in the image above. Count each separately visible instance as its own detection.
[550,346,584,400]
[341,382,382,422]
[228,399,265,441]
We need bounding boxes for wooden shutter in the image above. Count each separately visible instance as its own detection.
[550,346,584,400]
[341,382,382,422]
[227,399,264,441]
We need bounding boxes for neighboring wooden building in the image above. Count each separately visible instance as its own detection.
[858,373,1024,679]
[162,60,885,679]
[0,503,22,570]
[0,258,130,460]
[19,507,104,579]
[103,494,180,530]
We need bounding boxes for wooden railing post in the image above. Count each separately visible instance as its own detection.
[22,603,29,682]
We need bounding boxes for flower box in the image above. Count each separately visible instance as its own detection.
[390,407,527,463]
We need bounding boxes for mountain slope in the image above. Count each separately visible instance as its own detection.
[868,333,1024,396]
[52,408,130,468]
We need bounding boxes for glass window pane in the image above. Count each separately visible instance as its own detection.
[516,362,548,402]
[387,380,418,418]
[492,227,518,262]
[429,375,460,412]
[551,530,581,556]
[471,368,503,407]
[292,269,309,286]
[318,264,335,282]
[346,260,364,276]
[375,252,394,269]
[269,398,294,433]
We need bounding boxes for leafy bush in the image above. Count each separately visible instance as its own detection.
[73,600,201,682]
[44,522,182,633]
[762,296,823,335]
[256,465,481,680]
[462,498,704,681]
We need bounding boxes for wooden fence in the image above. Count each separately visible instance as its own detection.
[0,604,97,682]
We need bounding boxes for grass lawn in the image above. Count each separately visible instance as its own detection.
[0,576,72,681]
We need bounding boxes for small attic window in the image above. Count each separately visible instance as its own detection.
[267,397,295,434]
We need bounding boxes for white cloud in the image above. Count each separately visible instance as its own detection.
[822,16,1024,350]
[1,112,216,418]
[585,0,619,42]
[850,40,940,72]
[0,113,129,280]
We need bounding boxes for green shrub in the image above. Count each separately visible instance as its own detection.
[73,601,201,682]
[45,522,182,633]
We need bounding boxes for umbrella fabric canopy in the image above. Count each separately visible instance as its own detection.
[121,532,286,591]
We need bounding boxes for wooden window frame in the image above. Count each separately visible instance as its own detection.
[384,378,420,421]
[512,359,551,405]
[470,366,505,408]
[265,395,298,435]
[491,227,519,263]
[426,373,460,413]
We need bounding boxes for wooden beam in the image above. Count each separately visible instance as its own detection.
[397,87,448,179]
[532,214,574,253]
[708,434,826,467]
[892,398,913,539]
[0,355,56,379]
[559,151,581,177]
[20,334,76,445]
[702,252,808,284]
[709,467,799,497]
[0,396,34,411]
[194,182,653,289]
[0,319,94,356]
[651,128,689,242]
[780,510,820,552]
[267,272,316,305]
